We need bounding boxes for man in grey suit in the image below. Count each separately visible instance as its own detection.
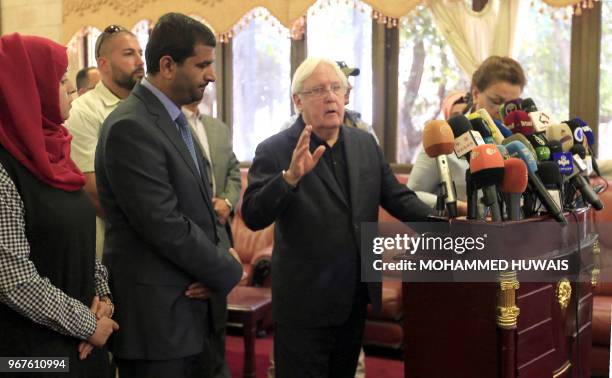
[183,101,241,378]
[95,13,243,378]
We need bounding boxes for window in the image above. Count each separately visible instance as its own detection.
[232,8,291,161]
[599,0,612,159]
[307,0,373,126]
[397,6,469,164]
[514,3,571,122]
[131,20,151,71]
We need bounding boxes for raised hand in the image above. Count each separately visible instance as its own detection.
[283,125,326,186]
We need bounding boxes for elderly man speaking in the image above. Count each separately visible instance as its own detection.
[242,57,433,377]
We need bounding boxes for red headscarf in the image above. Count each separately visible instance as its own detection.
[0,33,85,191]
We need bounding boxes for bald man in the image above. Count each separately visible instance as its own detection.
[65,25,145,258]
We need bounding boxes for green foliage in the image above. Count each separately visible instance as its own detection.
[515,10,571,120]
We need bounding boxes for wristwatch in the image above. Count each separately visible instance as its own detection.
[223,198,233,211]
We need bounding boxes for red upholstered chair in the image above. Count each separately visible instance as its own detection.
[230,169,274,287]
[363,173,411,349]
[591,179,612,375]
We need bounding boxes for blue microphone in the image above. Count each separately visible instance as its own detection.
[494,119,513,138]
[505,140,567,225]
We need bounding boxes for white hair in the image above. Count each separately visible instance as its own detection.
[290,57,348,96]
[290,57,348,114]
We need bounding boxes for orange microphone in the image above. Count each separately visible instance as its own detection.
[423,120,457,217]
[500,158,528,221]
[469,144,505,221]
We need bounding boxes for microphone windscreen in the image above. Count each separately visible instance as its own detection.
[470,118,492,138]
[547,140,562,154]
[527,134,548,148]
[504,110,534,136]
[494,119,513,138]
[535,146,551,161]
[574,118,595,146]
[522,98,538,113]
[447,114,473,138]
[538,161,563,189]
[546,123,574,152]
[423,120,455,157]
[499,98,523,119]
[501,157,528,194]
[563,119,586,144]
[496,144,509,159]
[571,144,586,159]
[504,141,538,174]
[469,144,505,188]
[502,134,537,160]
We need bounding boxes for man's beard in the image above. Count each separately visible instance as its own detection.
[112,66,141,91]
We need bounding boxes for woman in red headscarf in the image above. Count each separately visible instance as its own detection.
[0,33,117,377]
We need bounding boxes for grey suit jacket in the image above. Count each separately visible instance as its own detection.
[95,83,243,360]
[199,114,241,209]
[190,114,242,332]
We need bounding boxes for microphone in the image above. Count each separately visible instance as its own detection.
[423,120,458,217]
[448,114,483,219]
[493,118,513,138]
[470,118,495,144]
[496,144,510,160]
[502,134,537,161]
[546,123,574,152]
[468,109,504,144]
[522,98,557,133]
[549,137,574,177]
[564,119,586,146]
[568,146,604,210]
[469,144,505,222]
[521,98,538,113]
[448,114,484,159]
[504,140,567,225]
[575,118,595,146]
[538,161,564,210]
[501,157,528,221]
[571,144,586,160]
[569,118,601,176]
[526,134,550,161]
[504,110,534,136]
[499,98,523,120]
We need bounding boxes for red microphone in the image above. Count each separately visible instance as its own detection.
[500,158,528,221]
[469,144,505,221]
[423,120,457,217]
[503,110,534,136]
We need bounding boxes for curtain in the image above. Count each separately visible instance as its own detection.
[427,0,520,77]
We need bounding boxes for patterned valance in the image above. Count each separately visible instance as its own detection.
[61,0,588,43]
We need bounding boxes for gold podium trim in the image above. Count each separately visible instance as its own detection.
[556,279,572,310]
[497,271,520,329]
[552,361,571,377]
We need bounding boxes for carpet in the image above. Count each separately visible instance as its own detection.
[225,334,403,377]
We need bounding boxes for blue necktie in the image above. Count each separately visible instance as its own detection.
[176,113,201,176]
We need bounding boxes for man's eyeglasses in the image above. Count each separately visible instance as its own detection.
[300,83,346,99]
[95,25,127,58]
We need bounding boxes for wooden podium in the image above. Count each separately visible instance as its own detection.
[402,208,599,378]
